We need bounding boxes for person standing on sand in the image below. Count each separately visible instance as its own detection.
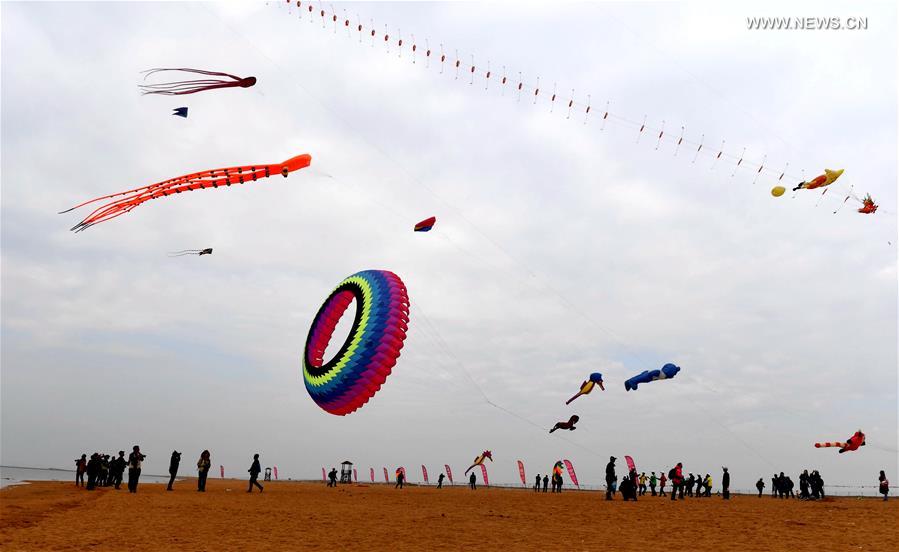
[469,472,477,490]
[127,446,145,493]
[756,478,765,497]
[771,474,778,497]
[638,472,648,496]
[879,471,889,501]
[722,467,730,500]
[328,468,338,487]
[395,469,404,489]
[197,450,211,492]
[437,473,445,489]
[542,474,549,492]
[75,454,87,487]
[659,471,667,496]
[111,451,126,489]
[247,454,263,493]
[649,472,657,496]
[167,450,181,491]
[534,474,541,492]
[669,463,684,501]
[605,456,616,500]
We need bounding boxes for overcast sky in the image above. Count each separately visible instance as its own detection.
[2,1,896,490]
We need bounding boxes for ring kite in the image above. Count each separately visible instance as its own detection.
[565,372,604,404]
[303,270,409,415]
[139,68,257,96]
[549,415,579,433]
[464,450,493,474]
[624,363,680,391]
[61,154,311,231]
[815,430,866,453]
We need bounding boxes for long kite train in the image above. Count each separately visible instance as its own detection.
[61,154,311,231]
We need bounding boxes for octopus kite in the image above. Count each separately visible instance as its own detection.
[139,68,257,96]
[464,451,493,474]
[61,154,312,231]
[815,430,866,453]
[858,194,878,214]
[792,168,843,191]
[168,248,213,257]
[624,363,681,391]
[549,415,579,433]
[565,372,604,404]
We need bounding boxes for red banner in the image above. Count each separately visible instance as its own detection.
[479,463,489,486]
[220,465,224,479]
[383,467,389,483]
[625,455,636,475]
[563,459,579,487]
[353,468,357,482]
[273,466,278,480]
[445,464,453,484]
[322,467,326,482]
[421,465,429,484]
[517,460,526,486]
[370,467,375,483]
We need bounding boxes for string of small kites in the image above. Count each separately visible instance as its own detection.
[280,1,877,215]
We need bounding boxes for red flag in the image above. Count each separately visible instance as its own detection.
[422,465,429,484]
[383,467,389,483]
[370,467,375,483]
[445,464,454,484]
[625,455,637,475]
[353,468,357,482]
[322,467,326,482]
[220,465,224,479]
[563,459,579,487]
[517,460,527,486]
[479,463,490,486]
[273,466,278,480]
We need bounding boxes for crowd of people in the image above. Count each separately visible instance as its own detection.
[601,457,730,501]
[74,447,263,493]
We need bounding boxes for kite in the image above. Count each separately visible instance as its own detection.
[464,450,493,474]
[792,168,844,191]
[172,107,188,118]
[61,154,312,231]
[414,216,436,232]
[565,372,604,404]
[549,415,579,433]
[771,186,785,197]
[303,270,409,415]
[168,248,213,257]
[815,430,866,453]
[624,363,680,391]
[139,68,257,96]
[858,194,878,214]
[552,461,564,478]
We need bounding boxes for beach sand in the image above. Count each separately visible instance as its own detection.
[2,480,897,551]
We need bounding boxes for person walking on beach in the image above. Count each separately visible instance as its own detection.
[722,467,730,500]
[756,478,765,497]
[649,472,657,496]
[75,454,87,487]
[659,471,667,496]
[772,474,778,497]
[469,472,477,490]
[85,453,99,490]
[638,472,648,496]
[437,473,445,489]
[685,473,694,497]
[786,476,795,498]
[197,450,211,492]
[879,471,889,501]
[395,469,404,489]
[328,468,338,487]
[111,451,126,489]
[534,474,541,492]
[605,456,617,501]
[799,470,810,499]
[167,450,181,491]
[127,446,145,493]
[247,454,263,493]
[542,474,549,492]
[669,463,684,501]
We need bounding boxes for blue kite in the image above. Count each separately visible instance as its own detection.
[624,363,680,391]
[172,107,188,118]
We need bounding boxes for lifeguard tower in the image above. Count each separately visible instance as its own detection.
[340,460,353,483]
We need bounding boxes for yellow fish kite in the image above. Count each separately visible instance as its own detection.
[793,168,843,191]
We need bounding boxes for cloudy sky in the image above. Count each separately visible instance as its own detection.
[2,1,896,490]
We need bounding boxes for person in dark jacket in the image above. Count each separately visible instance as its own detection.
[756,478,765,497]
[605,456,617,500]
[534,474,541,492]
[721,467,730,500]
[111,451,126,489]
[167,451,181,491]
[328,468,338,487]
[542,474,549,492]
[197,450,211,492]
[437,473,445,489]
[879,471,889,501]
[127,446,145,493]
[75,454,87,487]
[247,454,263,492]
[469,472,477,490]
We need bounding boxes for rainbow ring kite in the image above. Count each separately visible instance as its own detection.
[303,270,410,415]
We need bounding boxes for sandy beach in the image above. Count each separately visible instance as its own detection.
[2,479,897,551]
